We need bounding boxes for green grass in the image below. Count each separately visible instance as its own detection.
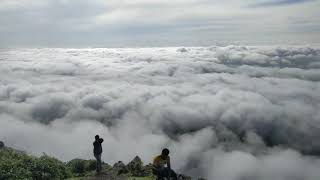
[127,177,153,180]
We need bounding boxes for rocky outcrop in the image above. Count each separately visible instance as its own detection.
[178,174,192,180]
[0,141,4,149]
[141,163,153,176]
[177,47,188,53]
[127,156,143,176]
[125,156,197,179]
[113,161,129,175]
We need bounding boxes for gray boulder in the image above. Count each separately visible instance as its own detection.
[178,174,192,180]
[113,161,129,175]
[127,156,144,176]
[0,141,4,148]
[177,47,188,53]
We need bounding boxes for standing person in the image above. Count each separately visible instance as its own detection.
[153,148,177,180]
[93,135,104,173]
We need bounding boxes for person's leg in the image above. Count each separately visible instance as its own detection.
[94,154,102,173]
[97,154,102,172]
[161,167,177,180]
[156,167,167,180]
[160,167,170,179]
[94,154,97,172]
[169,169,177,180]
[94,154,98,172]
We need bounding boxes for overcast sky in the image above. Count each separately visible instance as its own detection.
[1,0,320,47]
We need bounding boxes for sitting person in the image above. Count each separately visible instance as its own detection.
[153,148,177,180]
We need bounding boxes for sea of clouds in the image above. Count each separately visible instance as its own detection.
[1,45,320,179]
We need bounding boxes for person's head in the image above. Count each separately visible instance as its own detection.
[95,135,99,140]
[161,148,170,158]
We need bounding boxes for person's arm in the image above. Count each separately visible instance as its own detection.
[153,157,159,168]
[99,138,104,143]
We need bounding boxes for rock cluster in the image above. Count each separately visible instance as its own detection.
[110,156,198,179]
[178,174,192,180]
[113,161,129,175]
[126,156,144,176]
[176,47,188,53]
[110,156,203,179]
[112,156,153,177]
[0,141,4,149]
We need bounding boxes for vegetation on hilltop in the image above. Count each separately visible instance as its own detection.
[0,145,155,180]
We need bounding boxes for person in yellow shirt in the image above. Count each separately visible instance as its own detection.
[153,148,177,180]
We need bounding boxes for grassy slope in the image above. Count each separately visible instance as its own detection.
[0,147,154,180]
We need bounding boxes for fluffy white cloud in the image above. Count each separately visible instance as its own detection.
[0,45,320,179]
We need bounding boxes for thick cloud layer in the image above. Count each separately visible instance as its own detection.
[1,46,320,179]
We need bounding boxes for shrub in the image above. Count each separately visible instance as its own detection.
[0,148,72,180]
[31,155,72,180]
[67,159,97,176]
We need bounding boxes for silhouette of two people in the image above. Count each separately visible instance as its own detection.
[93,135,177,179]
[93,135,104,173]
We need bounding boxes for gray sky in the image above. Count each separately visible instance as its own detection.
[1,0,320,47]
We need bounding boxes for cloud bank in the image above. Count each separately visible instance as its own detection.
[0,46,320,179]
[0,0,320,46]
[250,0,315,7]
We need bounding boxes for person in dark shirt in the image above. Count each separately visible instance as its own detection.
[93,135,104,173]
